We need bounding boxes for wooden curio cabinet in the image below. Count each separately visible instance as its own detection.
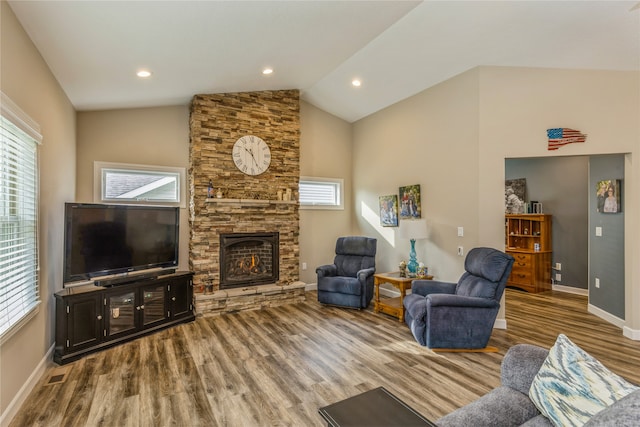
[505,214,552,293]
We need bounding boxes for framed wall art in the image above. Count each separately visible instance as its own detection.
[399,184,421,219]
[379,195,399,227]
[505,178,526,214]
[596,179,622,213]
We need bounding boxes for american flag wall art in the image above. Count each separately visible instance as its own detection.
[546,128,587,150]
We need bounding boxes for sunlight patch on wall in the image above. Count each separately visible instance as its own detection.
[361,200,396,246]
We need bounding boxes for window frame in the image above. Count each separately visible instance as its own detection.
[0,92,42,344]
[93,161,186,208]
[299,176,344,210]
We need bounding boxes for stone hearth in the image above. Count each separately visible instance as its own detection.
[195,282,306,317]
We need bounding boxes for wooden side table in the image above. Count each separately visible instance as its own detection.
[373,272,432,322]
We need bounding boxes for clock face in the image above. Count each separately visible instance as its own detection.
[232,135,271,176]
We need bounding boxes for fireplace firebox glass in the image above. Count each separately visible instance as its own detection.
[219,232,279,289]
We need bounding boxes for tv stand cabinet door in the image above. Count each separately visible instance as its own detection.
[168,275,193,320]
[61,293,103,353]
[141,283,168,328]
[105,288,138,339]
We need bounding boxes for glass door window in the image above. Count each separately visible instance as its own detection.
[107,291,136,336]
[142,285,166,327]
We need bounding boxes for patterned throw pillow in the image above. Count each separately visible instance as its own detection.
[529,334,639,427]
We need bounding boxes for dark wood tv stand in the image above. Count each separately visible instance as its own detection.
[54,271,194,364]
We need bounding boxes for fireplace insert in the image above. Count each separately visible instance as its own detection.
[219,232,279,289]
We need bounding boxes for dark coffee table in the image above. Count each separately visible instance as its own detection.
[318,386,436,427]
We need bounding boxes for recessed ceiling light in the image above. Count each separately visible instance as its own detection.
[352,79,362,87]
[136,70,152,78]
[262,68,273,75]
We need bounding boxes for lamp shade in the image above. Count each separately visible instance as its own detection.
[399,219,428,240]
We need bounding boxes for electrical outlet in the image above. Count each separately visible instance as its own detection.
[596,227,603,237]
[555,273,561,282]
[595,277,600,288]
[457,246,464,256]
[555,262,562,271]
[302,262,307,270]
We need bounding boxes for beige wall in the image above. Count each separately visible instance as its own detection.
[76,106,191,272]
[299,101,354,284]
[351,65,640,335]
[1,1,76,420]
[353,69,481,283]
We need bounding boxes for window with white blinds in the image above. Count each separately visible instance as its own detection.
[0,93,41,341]
[299,177,344,210]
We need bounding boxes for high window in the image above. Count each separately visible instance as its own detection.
[0,93,42,341]
[299,177,344,210]
[94,162,185,208]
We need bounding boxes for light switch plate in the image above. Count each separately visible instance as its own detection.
[595,227,603,237]
[457,227,464,237]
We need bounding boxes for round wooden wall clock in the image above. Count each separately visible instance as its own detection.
[232,135,271,176]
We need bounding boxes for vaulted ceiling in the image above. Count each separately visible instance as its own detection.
[8,1,640,123]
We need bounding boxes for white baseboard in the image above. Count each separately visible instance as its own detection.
[588,303,625,329]
[552,287,638,340]
[0,344,54,427]
[379,287,400,298]
[552,284,588,296]
[306,283,402,299]
[493,318,507,330]
[623,326,640,341]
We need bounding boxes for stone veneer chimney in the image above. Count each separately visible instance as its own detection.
[189,90,300,295]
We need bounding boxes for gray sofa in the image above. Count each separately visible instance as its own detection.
[437,343,640,426]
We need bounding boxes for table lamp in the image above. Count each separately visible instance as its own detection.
[399,219,428,276]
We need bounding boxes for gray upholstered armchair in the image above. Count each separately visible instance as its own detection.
[403,247,514,349]
[316,236,377,309]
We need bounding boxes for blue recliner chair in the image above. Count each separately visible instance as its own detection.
[316,236,377,309]
[403,247,514,349]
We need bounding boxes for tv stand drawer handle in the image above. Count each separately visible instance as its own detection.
[136,305,145,310]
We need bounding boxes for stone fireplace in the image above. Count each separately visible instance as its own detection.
[220,232,279,289]
[188,90,304,316]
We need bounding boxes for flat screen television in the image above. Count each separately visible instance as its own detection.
[63,203,179,285]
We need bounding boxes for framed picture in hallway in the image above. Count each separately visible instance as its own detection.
[596,179,622,213]
[399,184,421,219]
[379,195,399,227]
[505,178,526,214]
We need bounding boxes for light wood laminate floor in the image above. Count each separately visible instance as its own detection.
[10,289,640,426]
